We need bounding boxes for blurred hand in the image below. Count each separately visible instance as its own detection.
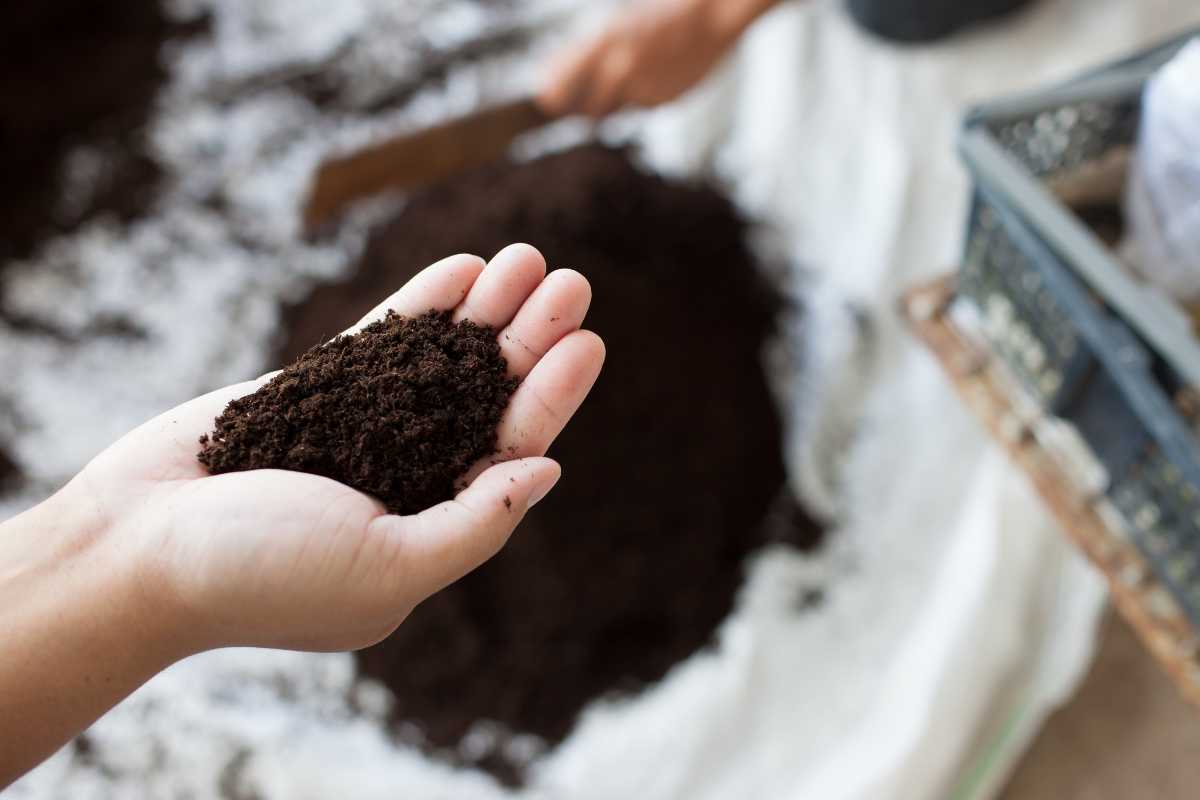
[538,0,775,119]
[67,243,604,653]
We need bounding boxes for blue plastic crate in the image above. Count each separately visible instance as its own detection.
[957,29,1200,626]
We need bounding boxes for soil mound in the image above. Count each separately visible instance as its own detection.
[281,145,824,783]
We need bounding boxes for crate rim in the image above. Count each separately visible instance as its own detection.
[958,28,1200,388]
[963,28,1192,126]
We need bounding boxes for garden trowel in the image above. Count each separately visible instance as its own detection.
[302,97,550,232]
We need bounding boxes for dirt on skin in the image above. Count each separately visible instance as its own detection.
[198,311,517,516]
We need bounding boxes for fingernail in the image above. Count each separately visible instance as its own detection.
[529,468,561,508]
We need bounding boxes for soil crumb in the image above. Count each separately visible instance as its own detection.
[199,311,517,515]
[282,144,824,784]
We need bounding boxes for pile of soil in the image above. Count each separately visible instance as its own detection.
[283,144,824,784]
[0,0,203,267]
[199,311,517,515]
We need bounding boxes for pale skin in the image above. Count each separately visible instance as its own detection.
[538,0,786,119]
[0,243,605,789]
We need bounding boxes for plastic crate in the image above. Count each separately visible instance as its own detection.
[956,29,1200,627]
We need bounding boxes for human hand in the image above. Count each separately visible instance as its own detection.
[60,243,604,655]
[538,0,775,119]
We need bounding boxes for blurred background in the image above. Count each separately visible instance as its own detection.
[4,0,1200,798]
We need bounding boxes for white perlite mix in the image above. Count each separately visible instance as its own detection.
[9,1,1200,798]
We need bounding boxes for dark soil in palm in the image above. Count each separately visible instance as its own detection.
[283,144,824,784]
[199,311,517,516]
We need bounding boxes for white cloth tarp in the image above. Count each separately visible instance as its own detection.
[634,0,1200,795]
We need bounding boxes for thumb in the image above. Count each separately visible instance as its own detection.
[367,457,561,602]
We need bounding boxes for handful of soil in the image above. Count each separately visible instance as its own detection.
[198,310,517,515]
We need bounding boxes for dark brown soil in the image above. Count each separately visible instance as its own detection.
[0,0,205,267]
[0,447,21,495]
[282,144,824,784]
[199,311,517,515]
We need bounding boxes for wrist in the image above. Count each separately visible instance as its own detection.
[0,489,196,785]
[10,486,200,666]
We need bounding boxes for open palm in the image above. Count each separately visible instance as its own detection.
[70,244,603,654]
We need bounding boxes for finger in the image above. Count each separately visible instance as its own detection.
[497,268,592,378]
[347,252,485,335]
[369,457,561,598]
[467,329,603,481]
[538,39,606,117]
[580,46,634,119]
[453,243,547,329]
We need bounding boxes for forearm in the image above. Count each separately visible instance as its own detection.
[0,490,189,788]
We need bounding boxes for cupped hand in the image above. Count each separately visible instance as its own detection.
[63,244,604,654]
[538,0,760,119]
